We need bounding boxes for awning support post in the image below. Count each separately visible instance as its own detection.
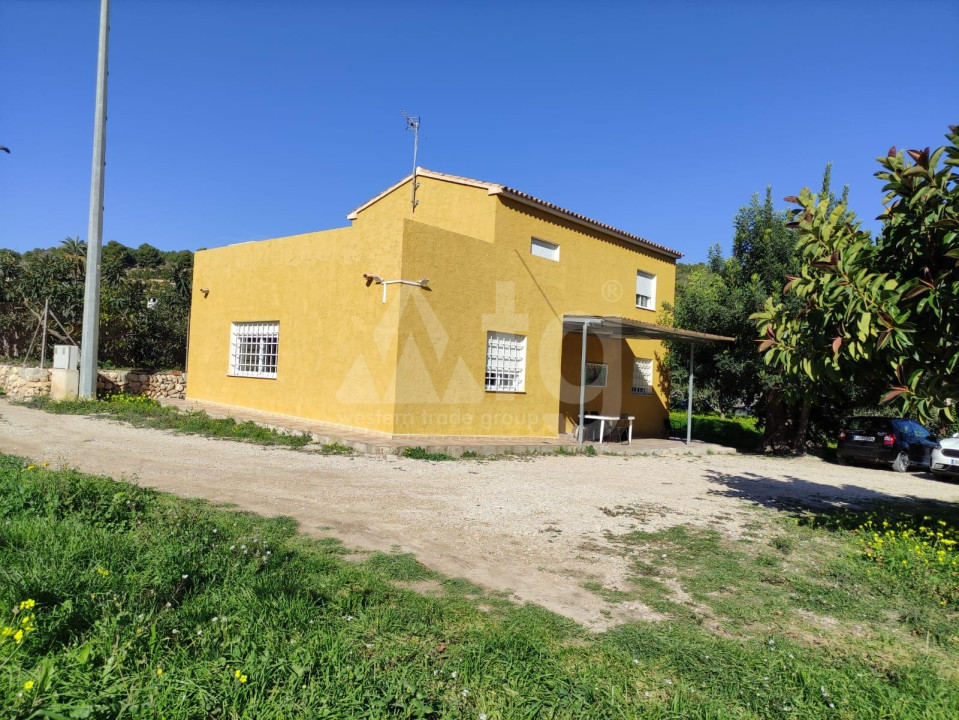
[578,321,589,443]
[686,343,694,446]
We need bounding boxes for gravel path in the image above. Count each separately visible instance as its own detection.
[3,400,958,628]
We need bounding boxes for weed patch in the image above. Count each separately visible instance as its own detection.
[403,446,455,461]
[20,395,311,448]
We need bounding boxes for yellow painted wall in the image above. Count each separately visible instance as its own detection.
[186,221,406,434]
[186,173,676,438]
[386,177,674,437]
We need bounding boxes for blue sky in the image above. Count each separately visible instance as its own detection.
[1,0,956,263]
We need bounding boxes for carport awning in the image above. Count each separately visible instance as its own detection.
[563,315,733,446]
[562,315,734,344]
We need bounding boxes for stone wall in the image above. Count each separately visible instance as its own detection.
[96,369,186,399]
[0,364,186,400]
[0,365,51,398]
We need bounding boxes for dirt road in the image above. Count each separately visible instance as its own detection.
[3,400,957,628]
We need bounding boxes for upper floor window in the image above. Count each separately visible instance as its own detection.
[530,237,560,262]
[229,321,279,378]
[636,271,657,310]
[485,331,526,392]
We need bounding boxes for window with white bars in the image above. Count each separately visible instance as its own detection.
[636,271,657,310]
[229,322,279,379]
[485,331,527,392]
[632,358,653,395]
[530,237,560,261]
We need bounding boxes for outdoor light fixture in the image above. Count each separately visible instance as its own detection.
[363,273,431,303]
[200,287,210,297]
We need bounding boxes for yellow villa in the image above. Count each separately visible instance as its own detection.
[186,169,727,441]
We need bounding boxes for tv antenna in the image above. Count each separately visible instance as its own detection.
[402,110,420,214]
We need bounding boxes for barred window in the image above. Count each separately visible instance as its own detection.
[632,358,653,395]
[485,331,526,392]
[229,322,279,379]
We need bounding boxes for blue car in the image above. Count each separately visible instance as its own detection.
[836,417,938,473]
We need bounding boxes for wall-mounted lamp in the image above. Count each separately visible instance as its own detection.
[363,273,430,303]
[200,288,210,297]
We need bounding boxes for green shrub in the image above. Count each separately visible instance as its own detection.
[669,411,763,451]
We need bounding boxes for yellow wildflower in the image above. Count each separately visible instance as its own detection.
[19,599,35,610]
[157,668,163,676]
[23,681,34,691]
[14,629,24,643]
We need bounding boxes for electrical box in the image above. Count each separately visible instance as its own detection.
[53,345,79,370]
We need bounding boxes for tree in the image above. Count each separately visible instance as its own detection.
[166,252,194,300]
[133,243,163,268]
[58,235,87,281]
[667,187,803,417]
[102,240,135,286]
[1,240,195,369]
[753,124,959,431]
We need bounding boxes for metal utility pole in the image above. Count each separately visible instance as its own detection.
[79,0,110,398]
[686,344,694,445]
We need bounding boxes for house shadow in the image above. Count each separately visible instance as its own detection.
[702,467,959,529]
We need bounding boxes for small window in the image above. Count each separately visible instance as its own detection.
[229,321,279,378]
[530,237,560,262]
[485,331,526,392]
[632,358,653,395]
[585,362,607,387]
[636,271,656,310]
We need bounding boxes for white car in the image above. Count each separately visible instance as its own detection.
[930,434,959,479]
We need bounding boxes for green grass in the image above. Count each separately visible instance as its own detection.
[590,504,959,692]
[669,411,763,451]
[19,394,312,448]
[2,456,958,718]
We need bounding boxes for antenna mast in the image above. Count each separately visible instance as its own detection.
[402,110,420,214]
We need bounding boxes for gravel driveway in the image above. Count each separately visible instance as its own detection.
[3,400,957,628]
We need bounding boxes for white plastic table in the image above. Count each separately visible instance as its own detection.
[583,414,635,444]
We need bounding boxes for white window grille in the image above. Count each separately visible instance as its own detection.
[632,358,653,395]
[530,237,560,261]
[636,271,657,310]
[485,331,527,392]
[229,321,279,379]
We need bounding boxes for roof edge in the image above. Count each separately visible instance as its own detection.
[346,172,414,220]
[490,187,683,260]
[346,167,683,260]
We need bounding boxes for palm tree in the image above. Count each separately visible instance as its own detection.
[59,236,87,281]
[168,253,194,300]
